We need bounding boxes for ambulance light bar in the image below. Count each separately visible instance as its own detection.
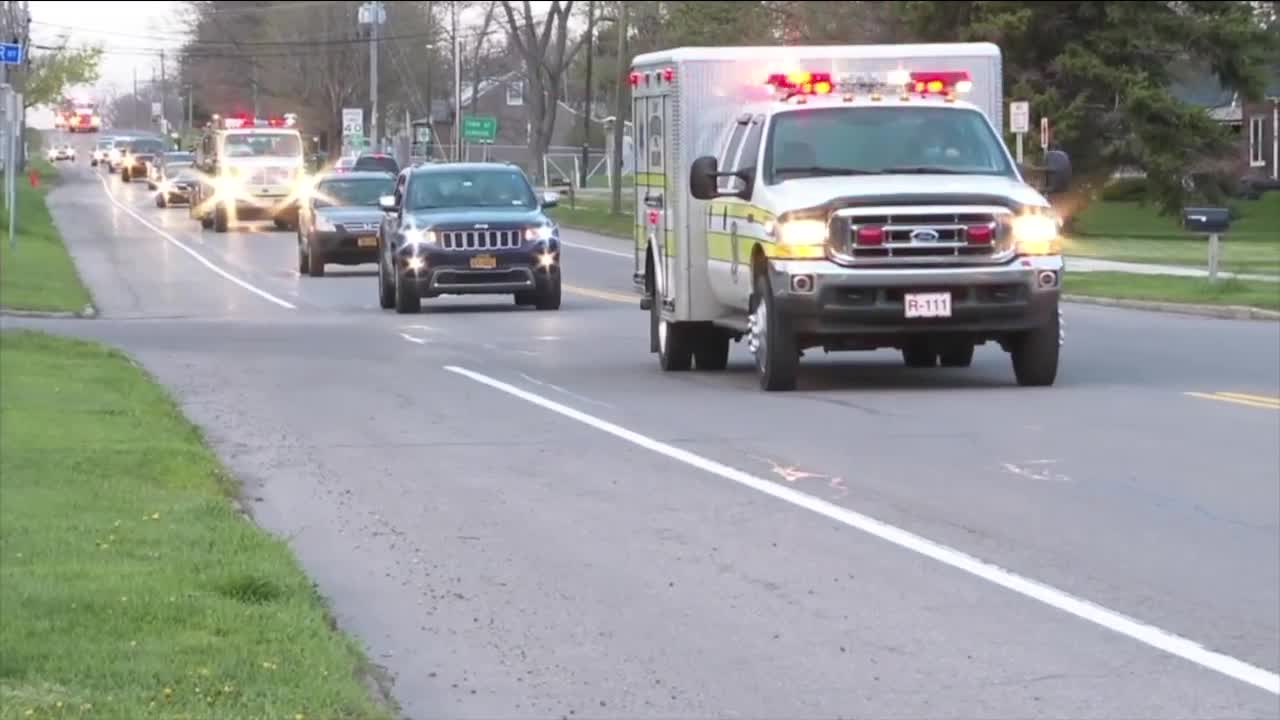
[763,68,971,102]
[765,71,833,96]
[909,70,972,95]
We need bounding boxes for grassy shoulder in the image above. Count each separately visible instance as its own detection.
[547,194,632,239]
[0,160,93,314]
[0,330,394,720]
[1064,272,1280,311]
[1071,192,1280,242]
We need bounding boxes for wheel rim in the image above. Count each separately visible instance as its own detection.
[658,317,668,356]
[749,298,768,372]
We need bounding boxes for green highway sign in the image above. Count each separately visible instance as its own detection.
[461,115,497,142]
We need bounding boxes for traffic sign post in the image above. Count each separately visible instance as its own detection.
[461,115,497,142]
[1009,101,1029,164]
[342,107,363,137]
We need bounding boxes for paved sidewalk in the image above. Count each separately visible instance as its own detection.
[1065,257,1280,282]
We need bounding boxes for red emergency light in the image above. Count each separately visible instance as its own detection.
[909,70,972,95]
[766,70,833,96]
[628,71,641,86]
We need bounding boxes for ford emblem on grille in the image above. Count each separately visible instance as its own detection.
[910,229,940,243]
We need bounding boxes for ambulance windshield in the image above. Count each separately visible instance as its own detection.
[764,106,1014,184]
[224,132,302,159]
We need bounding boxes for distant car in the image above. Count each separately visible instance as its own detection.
[154,160,199,208]
[148,151,195,189]
[297,171,397,277]
[119,138,168,182]
[91,137,115,167]
[332,156,357,174]
[105,137,134,173]
[375,162,562,313]
[352,153,399,175]
[47,144,76,162]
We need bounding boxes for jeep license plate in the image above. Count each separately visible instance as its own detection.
[470,254,497,270]
[357,236,377,248]
[904,292,952,319]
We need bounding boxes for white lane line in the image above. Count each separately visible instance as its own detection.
[399,333,427,345]
[96,175,297,310]
[561,240,632,259]
[443,363,1280,697]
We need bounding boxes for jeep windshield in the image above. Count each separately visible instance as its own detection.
[224,132,302,159]
[764,106,1015,184]
[407,169,537,210]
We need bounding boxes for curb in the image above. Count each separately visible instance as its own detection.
[0,303,98,319]
[1063,295,1280,321]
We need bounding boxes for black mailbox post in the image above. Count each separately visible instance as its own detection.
[1181,207,1232,282]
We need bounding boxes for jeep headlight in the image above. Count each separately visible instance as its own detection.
[404,227,437,247]
[1011,212,1061,255]
[774,219,828,246]
[524,223,556,242]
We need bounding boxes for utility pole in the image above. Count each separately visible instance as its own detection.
[610,0,628,215]
[451,0,460,161]
[580,0,595,188]
[160,49,167,134]
[360,1,384,150]
[133,67,138,128]
[251,63,259,118]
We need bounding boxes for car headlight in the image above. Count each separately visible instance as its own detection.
[314,216,336,232]
[774,219,828,246]
[404,227,436,247]
[524,223,556,242]
[1011,212,1061,255]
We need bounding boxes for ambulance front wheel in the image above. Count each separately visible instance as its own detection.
[750,271,799,392]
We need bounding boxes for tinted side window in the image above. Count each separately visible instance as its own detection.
[717,120,748,193]
[733,115,765,178]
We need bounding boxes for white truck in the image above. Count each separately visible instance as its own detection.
[628,43,1071,391]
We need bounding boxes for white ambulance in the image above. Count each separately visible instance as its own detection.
[628,43,1071,391]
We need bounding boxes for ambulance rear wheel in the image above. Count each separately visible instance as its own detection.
[694,329,730,371]
[653,301,693,372]
[751,271,799,391]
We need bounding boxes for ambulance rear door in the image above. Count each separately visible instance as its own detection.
[632,68,677,314]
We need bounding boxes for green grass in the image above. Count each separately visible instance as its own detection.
[1071,193,1280,242]
[1064,272,1280,311]
[547,193,634,239]
[1063,235,1280,277]
[0,330,395,720]
[0,160,93,313]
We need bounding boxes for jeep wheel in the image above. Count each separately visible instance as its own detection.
[308,245,326,277]
[394,268,421,314]
[297,235,310,275]
[155,193,166,208]
[121,168,130,182]
[377,252,395,309]
[749,271,799,391]
[1011,302,1060,387]
[534,273,561,311]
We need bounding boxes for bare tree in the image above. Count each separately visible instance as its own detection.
[499,0,588,184]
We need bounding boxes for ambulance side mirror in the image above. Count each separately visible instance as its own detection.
[690,156,750,201]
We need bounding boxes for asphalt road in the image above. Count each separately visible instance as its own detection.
[7,130,1279,719]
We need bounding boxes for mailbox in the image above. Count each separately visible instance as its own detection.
[1181,207,1231,234]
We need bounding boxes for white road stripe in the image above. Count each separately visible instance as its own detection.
[97,175,297,310]
[444,363,1280,697]
[399,333,427,345]
[561,240,632,259]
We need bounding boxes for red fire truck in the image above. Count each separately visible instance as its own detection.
[54,98,102,133]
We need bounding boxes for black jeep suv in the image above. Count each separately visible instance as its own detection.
[376,163,562,314]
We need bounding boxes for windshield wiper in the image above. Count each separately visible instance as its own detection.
[880,166,979,175]
[774,165,880,177]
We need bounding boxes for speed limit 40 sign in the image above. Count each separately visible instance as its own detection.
[342,108,363,137]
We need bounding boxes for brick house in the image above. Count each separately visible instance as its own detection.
[1241,70,1280,185]
[416,72,578,156]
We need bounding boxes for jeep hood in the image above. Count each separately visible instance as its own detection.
[766,173,1050,214]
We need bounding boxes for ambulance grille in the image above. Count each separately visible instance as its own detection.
[831,207,1016,266]
[439,229,523,251]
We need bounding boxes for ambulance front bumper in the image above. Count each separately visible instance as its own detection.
[767,255,1063,336]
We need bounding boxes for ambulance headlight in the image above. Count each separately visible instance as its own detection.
[775,219,828,246]
[1011,213,1061,255]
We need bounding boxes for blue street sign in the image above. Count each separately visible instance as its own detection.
[0,43,22,65]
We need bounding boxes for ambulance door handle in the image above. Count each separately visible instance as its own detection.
[643,194,664,209]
